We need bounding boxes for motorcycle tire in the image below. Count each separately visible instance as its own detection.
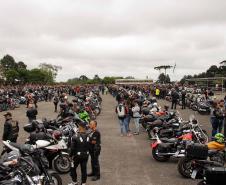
[53,154,71,174]
[177,157,192,178]
[44,172,62,185]
[94,108,101,116]
[152,146,170,162]
[90,113,96,120]
[191,105,198,111]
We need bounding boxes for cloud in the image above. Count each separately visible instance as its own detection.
[0,0,226,82]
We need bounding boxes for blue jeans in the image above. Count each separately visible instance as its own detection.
[124,116,131,133]
[134,118,140,133]
[119,118,126,134]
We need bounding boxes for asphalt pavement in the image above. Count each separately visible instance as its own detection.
[0,94,213,185]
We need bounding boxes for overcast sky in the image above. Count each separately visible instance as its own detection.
[0,0,226,82]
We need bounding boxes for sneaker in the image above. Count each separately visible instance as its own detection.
[127,133,132,137]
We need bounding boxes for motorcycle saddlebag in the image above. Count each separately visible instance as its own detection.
[186,143,208,159]
[205,167,226,185]
[160,129,173,137]
[157,143,171,153]
[23,123,36,133]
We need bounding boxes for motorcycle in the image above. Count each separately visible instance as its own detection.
[151,129,193,162]
[1,141,62,185]
[177,143,225,178]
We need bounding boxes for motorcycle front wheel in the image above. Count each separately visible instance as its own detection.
[53,154,71,174]
[44,172,62,185]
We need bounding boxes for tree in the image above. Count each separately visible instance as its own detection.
[79,75,89,81]
[125,76,135,79]
[17,61,27,69]
[102,77,116,84]
[39,63,62,81]
[93,74,101,80]
[5,69,19,83]
[28,69,48,84]
[158,73,170,83]
[180,75,193,85]
[0,55,17,74]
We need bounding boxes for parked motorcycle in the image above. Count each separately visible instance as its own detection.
[1,141,62,185]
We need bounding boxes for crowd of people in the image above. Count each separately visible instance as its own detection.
[109,84,226,141]
[1,85,104,185]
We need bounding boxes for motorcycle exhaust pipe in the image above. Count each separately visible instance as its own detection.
[156,152,175,156]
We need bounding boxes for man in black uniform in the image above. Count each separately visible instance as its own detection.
[88,120,101,181]
[69,121,90,185]
[2,112,19,142]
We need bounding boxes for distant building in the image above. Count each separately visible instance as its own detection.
[220,60,226,67]
[115,79,153,85]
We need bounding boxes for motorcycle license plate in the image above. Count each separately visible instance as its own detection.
[191,170,197,179]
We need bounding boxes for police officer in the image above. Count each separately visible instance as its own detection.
[69,121,90,185]
[2,112,19,142]
[88,120,101,181]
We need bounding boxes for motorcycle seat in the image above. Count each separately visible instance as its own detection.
[161,138,178,143]
[9,142,34,154]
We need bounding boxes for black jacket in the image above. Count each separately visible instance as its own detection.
[171,91,179,101]
[3,119,19,141]
[27,108,38,120]
[70,132,90,158]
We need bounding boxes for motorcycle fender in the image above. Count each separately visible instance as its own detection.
[52,152,69,162]
[151,142,158,149]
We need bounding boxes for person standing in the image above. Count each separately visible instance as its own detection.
[210,101,223,139]
[88,120,101,181]
[33,91,38,109]
[2,112,19,142]
[53,94,59,112]
[26,104,38,123]
[132,102,141,135]
[69,122,90,185]
[181,87,186,109]
[171,88,179,110]
[155,87,160,99]
[115,101,127,136]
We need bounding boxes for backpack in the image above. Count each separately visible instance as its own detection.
[117,104,126,118]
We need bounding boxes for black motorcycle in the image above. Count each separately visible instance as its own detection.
[177,143,224,178]
[0,142,62,185]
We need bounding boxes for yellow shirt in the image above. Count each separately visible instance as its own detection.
[156,89,160,96]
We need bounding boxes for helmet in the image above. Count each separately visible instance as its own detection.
[215,133,224,143]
